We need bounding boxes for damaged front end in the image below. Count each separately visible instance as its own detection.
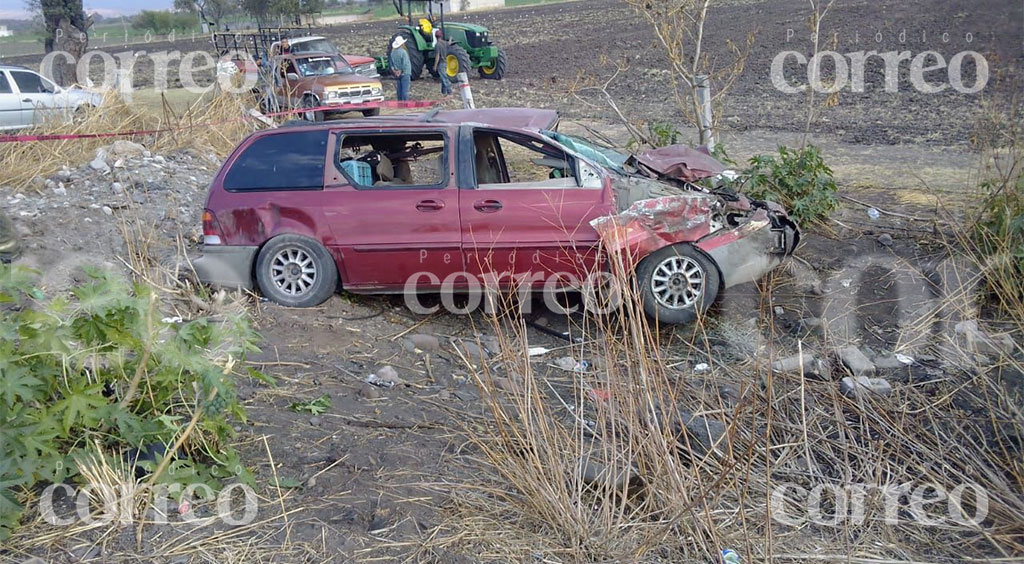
[591,166,799,290]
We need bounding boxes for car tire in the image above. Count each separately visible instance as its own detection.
[635,244,720,325]
[302,96,324,122]
[445,44,472,78]
[478,47,507,80]
[387,31,424,80]
[255,235,338,308]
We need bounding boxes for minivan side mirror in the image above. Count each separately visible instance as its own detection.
[286,72,300,81]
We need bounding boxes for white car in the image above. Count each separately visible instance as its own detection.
[0,65,102,130]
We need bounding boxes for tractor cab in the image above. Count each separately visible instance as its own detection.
[378,0,507,81]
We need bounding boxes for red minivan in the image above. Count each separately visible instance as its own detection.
[193,108,798,324]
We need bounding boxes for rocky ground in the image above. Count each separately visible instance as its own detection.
[3,130,1021,561]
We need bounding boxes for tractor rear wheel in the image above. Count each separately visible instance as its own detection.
[387,31,424,80]
[478,47,507,80]
[444,44,472,79]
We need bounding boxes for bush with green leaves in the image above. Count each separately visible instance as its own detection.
[740,145,839,226]
[974,173,1024,308]
[0,266,262,539]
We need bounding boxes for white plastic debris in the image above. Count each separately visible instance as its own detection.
[895,353,914,365]
[528,347,550,357]
[693,362,711,374]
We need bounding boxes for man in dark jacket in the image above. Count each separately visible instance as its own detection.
[432,29,451,96]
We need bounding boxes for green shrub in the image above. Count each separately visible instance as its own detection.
[741,145,839,226]
[0,266,261,539]
[974,173,1024,307]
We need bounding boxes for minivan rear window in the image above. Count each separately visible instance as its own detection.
[224,130,328,191]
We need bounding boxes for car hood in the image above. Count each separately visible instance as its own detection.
[57,87,102,107]
[632,144,727,182]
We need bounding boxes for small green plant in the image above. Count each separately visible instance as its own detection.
[0,265,261,539]
[974,173,1024,310]
[741,144,839,226]
[289,394,331,415]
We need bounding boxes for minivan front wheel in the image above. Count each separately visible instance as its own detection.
[255,235,337,307]
[636,244,720,324]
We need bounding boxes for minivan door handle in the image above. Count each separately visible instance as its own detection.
[473,199,502,213]
[416,199,445,212]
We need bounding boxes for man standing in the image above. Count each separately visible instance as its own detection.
[390,36,412,101]
[432,29,451,96]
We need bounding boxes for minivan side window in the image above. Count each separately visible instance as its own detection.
[224,130,328,191]
[336,132,448,189]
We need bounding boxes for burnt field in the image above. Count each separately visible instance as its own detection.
[5,0,1020,146]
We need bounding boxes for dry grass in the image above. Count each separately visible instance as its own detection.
[417,247,1024,562]
[0,87,263,192]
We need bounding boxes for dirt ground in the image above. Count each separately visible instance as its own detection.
[1,0,1023,562]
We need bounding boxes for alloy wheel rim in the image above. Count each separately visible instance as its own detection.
[271,247,317,296]
[650,255,704,310]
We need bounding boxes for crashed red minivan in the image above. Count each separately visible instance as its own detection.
[193,108,798,323]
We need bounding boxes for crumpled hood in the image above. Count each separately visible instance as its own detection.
[632,144,727,182]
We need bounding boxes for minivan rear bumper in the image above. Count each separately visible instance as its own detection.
[193,245,258,289]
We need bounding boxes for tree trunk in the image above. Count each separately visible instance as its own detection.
[51,17,89,86]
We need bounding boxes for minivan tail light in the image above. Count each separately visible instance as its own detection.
[202,209,224,245]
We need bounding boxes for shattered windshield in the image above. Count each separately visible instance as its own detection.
[291,38,341,55]
[297,55,353,77]
[544,130,629,173]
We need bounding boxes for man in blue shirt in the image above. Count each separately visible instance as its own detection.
[390,36,412,101]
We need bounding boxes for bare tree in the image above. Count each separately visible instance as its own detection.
[174,0,231,29]
[621,0,750,148]
[801,0,837,148]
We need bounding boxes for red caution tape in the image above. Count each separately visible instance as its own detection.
[0,99,444,144]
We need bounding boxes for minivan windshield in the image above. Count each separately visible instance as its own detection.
[544,130,629,174]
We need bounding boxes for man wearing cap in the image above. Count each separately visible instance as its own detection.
[390,36,412,101]
[432,29,451,96]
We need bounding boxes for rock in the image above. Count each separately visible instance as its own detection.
[309,416,322,427]
[109,140,146,158]
[774,306,785,315]
[873,354,906,370]
[454,339,488,361]
[839,346,875,377]
[53,185,67,197]
[692,362,710,375]
[405,333,440,353]
[492,376,518,392]
[101,206,113,216]
[683,415,729,457]
[840,376,893,398]
[955,319,1014,356]
[89,157,110,173]
[878,233,894,247]
[576,446,635,490]
[359,383,381,399]
[375,365,401,384]
[31,175,45,189]
[771,351,816,374]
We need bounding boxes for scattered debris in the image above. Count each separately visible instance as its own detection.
[366,366,403,388]
[527,346,551,356]
[692,362,710,374]
[955,320,1015,356]
[840,376,893,398]
[553,356,590,373]
[770,352,816,374]
[839,346,875,377]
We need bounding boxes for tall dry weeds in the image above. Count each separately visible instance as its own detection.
[424,248,1024,562]
[0,88,263,191]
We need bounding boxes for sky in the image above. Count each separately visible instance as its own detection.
[1,0,175,20]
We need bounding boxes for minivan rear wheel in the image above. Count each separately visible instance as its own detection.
[255,235,337,308]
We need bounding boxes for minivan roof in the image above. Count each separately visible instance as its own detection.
[273,107,559,132]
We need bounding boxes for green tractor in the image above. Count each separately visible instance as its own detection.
[378,0,508,81]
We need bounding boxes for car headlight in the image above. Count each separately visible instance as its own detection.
[371,87,382,95]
